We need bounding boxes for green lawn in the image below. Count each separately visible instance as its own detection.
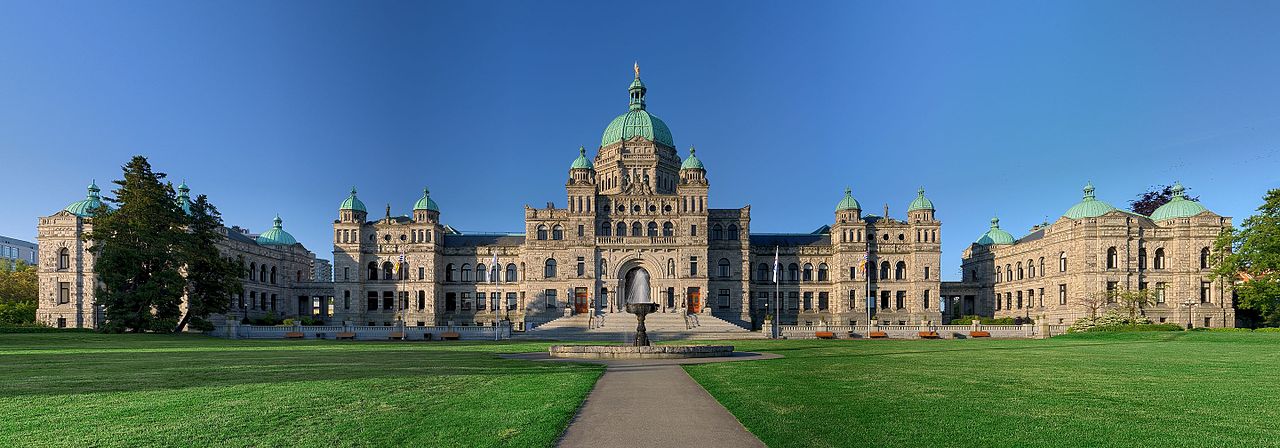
[0,333,602,447]
[683,332,1280,448]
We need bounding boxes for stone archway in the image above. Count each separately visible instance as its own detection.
[613,258,652,313]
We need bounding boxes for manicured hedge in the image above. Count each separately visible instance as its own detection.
[0,325,95,334]
[1085,323,1184,332]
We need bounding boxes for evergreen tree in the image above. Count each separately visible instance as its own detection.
[86,156,187,332]
[1130,184,1200,216]
[1213,189,1280,327]
[174,194,243,332]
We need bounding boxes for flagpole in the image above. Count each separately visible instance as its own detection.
[773,246,780,339]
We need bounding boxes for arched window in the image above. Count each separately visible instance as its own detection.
[1106,247,1118,269]
[1154,248,1166,269]
[600,221,611,236]
[728,224,739,240]
[1006,264,1012,280]
[647,221,658,236]
[461,264,472,282]
[712,224,724,240]
[1200,247,1211,269]
[446,263,455,282]
[57,248,70,270]
[668,259,676,277]
[617,221,627,237]
[1016,262,1023,280]
[880,261,890,281]
[260,265,267,283]
[631,222,642,236]
[270,266,277,284]
[718,258,731,278]
[476,263,487,282]
[1039,257,1045,277]
[1138,248,1147,270]
[818,263,829,281]
[552,225,563,240]
[506,263,518,282]
[802,263,813,281]
[1027,259,1035,278]
[895,261,906,280]
[536,225,548,240]
[491,264,499,282]
[382,262,393,280]
[1059,252,1067,272]
[787,263,799,282]
[996,266,1003,283]
[757,263,769,281]
[367,262,377,281]
[544,259,557,278]
[662,222,673,236]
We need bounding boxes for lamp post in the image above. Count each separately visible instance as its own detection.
[1182,300,1197,330]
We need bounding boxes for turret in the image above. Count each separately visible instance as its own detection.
[413,187,441,223]
[679,146,707,185]
[906,187,935,222]
[834,187,861,224]
[338,186,367,223]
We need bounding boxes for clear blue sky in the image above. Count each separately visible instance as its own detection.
[2,1,1277,280]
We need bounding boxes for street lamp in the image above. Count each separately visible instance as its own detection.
[1181,300,1197,330]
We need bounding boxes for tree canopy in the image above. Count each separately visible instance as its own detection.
[1129,184,1200,216]
[1213,188,1280,327]
[0,260,38,325]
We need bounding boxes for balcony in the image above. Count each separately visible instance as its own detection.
[596,236,677,245]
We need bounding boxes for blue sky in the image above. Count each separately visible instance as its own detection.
[2,1,1277,280]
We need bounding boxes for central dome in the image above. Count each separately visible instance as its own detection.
[600,64,674,148]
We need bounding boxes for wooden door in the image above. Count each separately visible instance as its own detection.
[687,287,701,313]
[574,288,588,313]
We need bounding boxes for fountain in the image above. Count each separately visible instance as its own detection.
[548,266,734,359]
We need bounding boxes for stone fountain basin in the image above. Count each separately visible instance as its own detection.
[549,345,735,359]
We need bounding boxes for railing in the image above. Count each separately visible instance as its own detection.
[220,321,510,340]
[777,323,1053,339]
[595,236,677,245]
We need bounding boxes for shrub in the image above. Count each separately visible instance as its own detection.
[245,312,284,326]
[1086,323,1183,332]
[1192,327,1253,332]
[948,315,1034,325]
[0,301,37,325]
[0,324,94,334]
[1068,309,1152,333]
[1256,327,1280,333]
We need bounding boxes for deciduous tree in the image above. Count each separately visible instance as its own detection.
[1129,184,1200,216]
[1214,188,1280,326]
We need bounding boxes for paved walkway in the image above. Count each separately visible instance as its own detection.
[503,352,779,447]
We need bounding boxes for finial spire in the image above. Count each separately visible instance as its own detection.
[273,214,283,228]
[579,146,586,156]
[350,186,358,196]
[1083,181,1096,200]
[918,186,926,196]
[991,216,1000,228]
[634,61,640,78]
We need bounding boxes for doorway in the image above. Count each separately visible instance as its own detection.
[574,287,588,314]
[686,287,701,314]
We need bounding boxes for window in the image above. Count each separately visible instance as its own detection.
[367,291,378,311]
[1138,248,1147,270]
[818,292,829,310]
[382,262,393,280]
[1155,283,1166,303]
[1106,247,1118,269]
[1106,282,1117,302]
[690,224,697,236]
[1200,247,1211,269]
[996,266,1002,283]
[818,263,829,281]
[616,221,626,236]
[645,221,656,236]
[787,263,798,282]
[57,282,70,304]
[1154,248,1166,269]
[712,224,724,240]
[728,224,739,240]
[506,292,517,311]
[544,289,557,309]
[577,225,584,238]
[476,263,487,283]
[788,291,799,310]
[418,267,425,281]
[924,266,930,280]
[923,290,931,309]
[895,291,905,309]
[536,225,548,240]
[344,267,350,281]
[880,291,890,310]
[1059,284,1067,305]
[879,261,890,281]
[600,221,612,236]
[445,264,455,282]
[1039,257,1045,276]
[1027,260,1035,278]
[631,222,642,236]
[461,264,472,282]
[719,289,730,309]
[57,248,69,270]
[250,262,257,281]
[382,291,393,310]
[56,317,66,328]
[803,292,813,310]
[344,290,350,310]
[506,263,517,282]
[1201,281,1211,303]
[895,261,906,280]
[690,257,699,276]
[1059,252,1067,272]
[461,292,471,310]
[576,257,585,276]
[445,292,456,311]
[718,258,731,278]
[544,259,557,278]
[1016,291,1023,309]
[662,221,674,236]
[802,263,813,281]
[757,263,769,281]
[552,225,563,240]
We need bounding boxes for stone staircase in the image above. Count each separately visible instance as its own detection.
[517,312,765,341]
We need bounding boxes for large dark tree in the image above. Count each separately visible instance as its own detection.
[174,194,243,333]
[86,156,188,332]
[1129,184,1200,216]
[1214,189,1280,327]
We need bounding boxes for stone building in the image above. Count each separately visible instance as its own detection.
[951,182,1234,328]
[36,181,331,329]
[327,66,945,331]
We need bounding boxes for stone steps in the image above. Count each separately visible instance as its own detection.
[517,312,763,341]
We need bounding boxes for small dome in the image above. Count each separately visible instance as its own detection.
[570,146,594,170]
[600,65,675,148]
[339,186,367,212]
[1063,182,1118,219]
[176,180,192,215]
[908,187,934,211]
[413,187,440,212]
[680,146,705,170]
[976,217,1015,246]
[256,215,297,246]
[64,180,109,217]
[1150,182,1209,221]
[835,187,861,212]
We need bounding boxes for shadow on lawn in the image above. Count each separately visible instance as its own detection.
[720,333,1187,362]
[0,341,600,398]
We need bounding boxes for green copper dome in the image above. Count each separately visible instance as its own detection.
[64,180,109,217]
[176,181,192,215]
[413,187,440,212]
[976,217,1015,245]
[600,64,674,148]
[1063,182,1117,219]
[256,215,297,246]
[1150,182,1208,221]
[339,186,366,212]
[907,187,934,211]
[680,146,705,170]
[835,187,861,212]
[570,146,594,170]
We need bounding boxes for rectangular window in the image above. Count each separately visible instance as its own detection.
[881,290,890,310]
[690,225,697,236]
[446,292,457,311]
[343,267,349,280]
[507,292,518,311]
[461,292,472,310]
[418,267,425,281]
[382,291,393,310]
[818,292,829,310]
[545,289,557,309]
[788,291,799,310]
[1201,281,1211,303]
[58,282,70,304]
[1106,281,1117,303]
[923,289,931,309]
[56,317,67,328]
[476,291,486,311]
[367,291,378,311]
[577,257,585,276]
[1038,287,1044,307]
[577,225,584,237]
[924,266,930,280]
[344,290,351,310]
[802,291,813,310]
[1059,284,1067,305]
[719,289,730,309]
[690,257,698,276]
[1156,283,1166,303]
[895,291,905,309]
[417,291,426,310]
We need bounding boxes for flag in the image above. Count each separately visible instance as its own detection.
[772,246,780,284]
[394,253,405,276]
[860,252,869,272]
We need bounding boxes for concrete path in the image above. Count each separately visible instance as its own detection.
[503,352,779,448]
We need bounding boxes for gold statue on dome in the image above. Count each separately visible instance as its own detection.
[634,61,640,78]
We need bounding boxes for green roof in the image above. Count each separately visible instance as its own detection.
[176,181,192,215]
[600,67,674,147]
[64,180,109,217]
[413,187,440,212]
[835,187,861,212]
[339,186,366,212]
[569,146,594,170]
[976,217,1015,245]
[255,215,297,246]
[907,186,934,211]
[1150,182,1209,221]
[680,146,705,170]
[1063,182,1118,219]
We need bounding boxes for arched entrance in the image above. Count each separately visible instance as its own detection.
[623,266,652,307]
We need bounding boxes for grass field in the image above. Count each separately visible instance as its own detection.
[683,332,1280,448]
[0,333,602,447]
